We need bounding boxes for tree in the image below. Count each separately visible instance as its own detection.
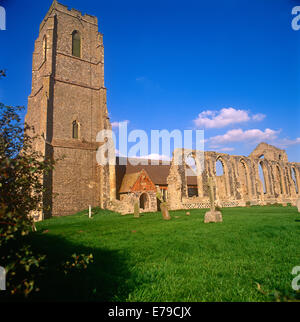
[0,71,55,297]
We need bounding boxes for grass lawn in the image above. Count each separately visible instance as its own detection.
[26,206,300,302]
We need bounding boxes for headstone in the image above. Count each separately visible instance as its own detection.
[204,177,223,223]
[134,202,140,218]
[161,203,171,221]
[156,187,171,220]
[297,198,300,213]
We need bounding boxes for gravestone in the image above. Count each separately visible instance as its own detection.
[204,177,223,223]
[156,187,171,220]
[297,198,300,213]
[161,203,171,221]
[134,202,140,218]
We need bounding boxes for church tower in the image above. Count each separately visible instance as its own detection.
[26,1,116,218]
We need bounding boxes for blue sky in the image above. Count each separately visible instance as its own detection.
[0,0,300,161]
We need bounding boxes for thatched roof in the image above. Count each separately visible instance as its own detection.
[119,172,141,193]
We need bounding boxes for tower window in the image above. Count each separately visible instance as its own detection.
[72,121,79,139]
[72,31,81,58]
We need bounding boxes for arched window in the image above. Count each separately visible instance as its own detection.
[72,31,81,58]
[258,162,267,194]
[185,154,199,197]
[72,121,79,139]
[291,167,298,194]
[276,166,283,195]
[216,159,224,176]
[43,36,47,61]
[239,159,249,197]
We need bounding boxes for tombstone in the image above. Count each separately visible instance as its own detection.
[156,187,171,220]
[161,203,171,221]
[297,198,300,213]
[134,202,140,218]
[204,177,223,223]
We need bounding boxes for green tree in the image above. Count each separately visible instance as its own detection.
[0,71,55,297]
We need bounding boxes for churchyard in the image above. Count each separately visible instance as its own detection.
[24,205,300,302]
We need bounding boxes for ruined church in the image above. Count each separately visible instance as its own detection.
[26,1,300,219]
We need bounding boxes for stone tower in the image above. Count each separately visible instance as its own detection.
[25,1,116,218]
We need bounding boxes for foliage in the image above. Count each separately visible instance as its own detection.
[62,254,94,275]
[0,73,55,297]
[0,72,95,299]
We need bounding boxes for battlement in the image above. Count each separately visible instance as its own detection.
[40,0,98,31]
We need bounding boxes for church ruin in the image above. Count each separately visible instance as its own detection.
[26,2,300,219]
[166,143,300,211]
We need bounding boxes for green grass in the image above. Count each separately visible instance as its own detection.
[27,206,300,302]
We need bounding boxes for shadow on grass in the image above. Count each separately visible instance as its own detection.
[19,232,134,302]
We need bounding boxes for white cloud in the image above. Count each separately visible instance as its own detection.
[132,153,171,161]
[209,128,280,145]
[194,107,266,129]
[111,120,130,129]
[252,113,266,122]
[272,138,300,148]
[116,150,171,162]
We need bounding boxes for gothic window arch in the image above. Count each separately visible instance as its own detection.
[291,167,298,194]
[239,159,249,197]
[276,165,283,195]
[72,30,81,58]
[258,161,267,194]
[216,157,225,176]
[185,153,199,197]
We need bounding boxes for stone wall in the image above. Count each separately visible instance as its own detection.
[110,191,157,215]
[167,143,300,210]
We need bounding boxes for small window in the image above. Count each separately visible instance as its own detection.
[72,31,81,58]
[72,121,79,139]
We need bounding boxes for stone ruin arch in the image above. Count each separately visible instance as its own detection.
[139,192,150,210]
[167,143,300,210]
[238,158,251,200]
[214,155,230,200]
